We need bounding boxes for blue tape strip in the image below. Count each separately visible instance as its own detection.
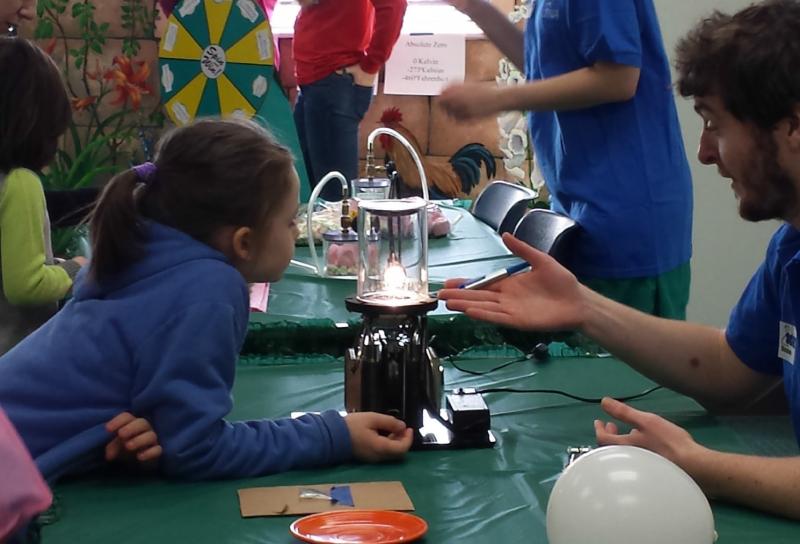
[330,485,354,507]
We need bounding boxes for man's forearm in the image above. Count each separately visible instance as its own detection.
[461,0,525,69]
[580,287,777,409]
[685,448,800,519]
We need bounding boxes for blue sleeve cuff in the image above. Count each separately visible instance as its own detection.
[568,3,642,68]
[587,49,641,68]
[725,325,784,377]
[35,423,110,483]
[319,409,353,464]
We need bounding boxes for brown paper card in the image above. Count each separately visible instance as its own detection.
[237,481,414,517]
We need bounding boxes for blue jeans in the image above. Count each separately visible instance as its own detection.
[294,72,373,201]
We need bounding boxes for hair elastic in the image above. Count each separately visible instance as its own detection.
[133,162,157,185]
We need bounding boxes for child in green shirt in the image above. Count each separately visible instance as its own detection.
[0,37,85,355]
[0,43,162,535]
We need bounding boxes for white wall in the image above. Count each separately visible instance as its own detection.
[654,0,779,326]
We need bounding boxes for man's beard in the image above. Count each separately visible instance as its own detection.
[738,130,798,222]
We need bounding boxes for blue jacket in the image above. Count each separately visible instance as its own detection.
[0,222,352,481]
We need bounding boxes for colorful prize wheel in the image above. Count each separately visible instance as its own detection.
[158,0,310,200]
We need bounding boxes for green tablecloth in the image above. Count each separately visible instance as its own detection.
[44,355,800,543]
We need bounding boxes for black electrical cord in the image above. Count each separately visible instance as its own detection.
[448,355,531,376]
[441,341,663,404]
[475,385,664,404]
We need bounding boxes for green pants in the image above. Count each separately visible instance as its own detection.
[579,261,691,320]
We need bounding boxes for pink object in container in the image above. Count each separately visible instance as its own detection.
[428,205,451,238]
[326,242,359,277]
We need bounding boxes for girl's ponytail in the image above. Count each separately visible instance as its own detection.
[90,118,295,284]
[89,169,144,282]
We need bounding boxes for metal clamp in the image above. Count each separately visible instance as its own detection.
[566,446,593,467]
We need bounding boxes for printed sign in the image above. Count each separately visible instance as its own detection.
[383,34,466,96]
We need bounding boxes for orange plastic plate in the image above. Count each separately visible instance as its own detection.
[289,510,428,544]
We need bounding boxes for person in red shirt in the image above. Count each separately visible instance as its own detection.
[292,0,407,200]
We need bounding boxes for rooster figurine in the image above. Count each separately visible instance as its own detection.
[378,107,496,199]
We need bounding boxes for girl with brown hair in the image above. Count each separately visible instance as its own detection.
[0,116,412,481]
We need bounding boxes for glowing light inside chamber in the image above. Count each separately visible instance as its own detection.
[383,261,408,293]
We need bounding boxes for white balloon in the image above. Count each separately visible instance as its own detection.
[546,446,717,544]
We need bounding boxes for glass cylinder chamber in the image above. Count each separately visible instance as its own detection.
[352,176,391,201]
[356,197,430,305]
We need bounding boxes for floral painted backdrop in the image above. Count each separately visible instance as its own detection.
[34,0,163,186]
[30,1,164,253]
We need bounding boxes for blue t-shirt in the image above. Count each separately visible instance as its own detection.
[525,0,693,278]
[726,224,800,446]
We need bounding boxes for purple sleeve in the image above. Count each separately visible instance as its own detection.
[260,0,277,19]
[158,0,177,17]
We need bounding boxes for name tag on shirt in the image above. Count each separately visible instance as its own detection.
[778,321,797,364]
